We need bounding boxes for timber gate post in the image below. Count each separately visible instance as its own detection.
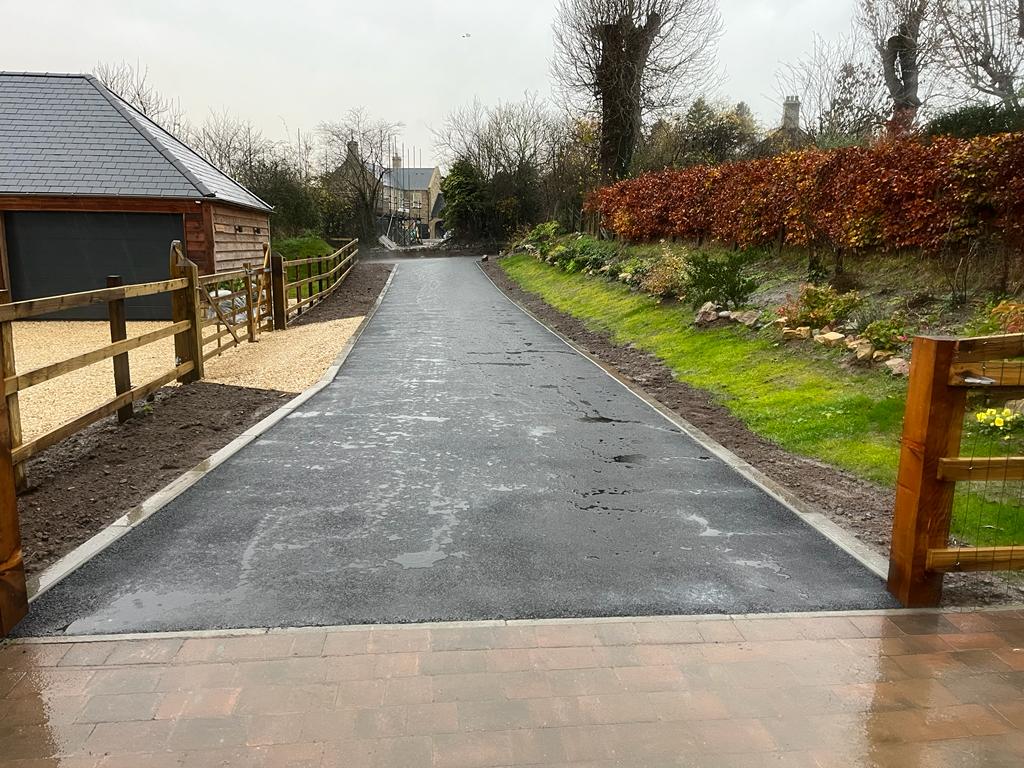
[887,336,966,606]
[0,311,27,636]
[270,254,287,331]
[168,241,203,384]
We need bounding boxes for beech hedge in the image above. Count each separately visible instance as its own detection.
[588,134,1024,253]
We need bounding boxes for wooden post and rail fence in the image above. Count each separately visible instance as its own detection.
[0,238,357,635]
[888,333,1024,606]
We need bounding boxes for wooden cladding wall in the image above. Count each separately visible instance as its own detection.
[212,205,271,272]
[183,211,214,274]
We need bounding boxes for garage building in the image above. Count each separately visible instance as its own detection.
[0,72,273,319]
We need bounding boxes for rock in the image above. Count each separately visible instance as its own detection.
[814,331,846,347]
[854,340,875,362]
[733,310,761,328]
[771,317,787,328]
[872,350,893,362]
[695,301,721,326]
[783,326,813,341]
[718,310,732,319]
[480,254,489,262]
[845,337,860,350]
[1005,399,1024,414]
[885,357,910,377]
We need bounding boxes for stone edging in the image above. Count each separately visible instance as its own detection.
[25,264,399,602]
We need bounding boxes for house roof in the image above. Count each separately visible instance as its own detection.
[0,72,272,212]
[385,167,436,191]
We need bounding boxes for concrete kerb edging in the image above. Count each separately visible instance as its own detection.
[25,265,400,603]
[476,259,891,582]
[6,603,1024,645]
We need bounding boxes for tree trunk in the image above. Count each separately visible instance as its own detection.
[595,13,661,182]
[882,26,922,137]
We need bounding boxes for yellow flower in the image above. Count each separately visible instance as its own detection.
[987,408,998,415]
[977,412,986,422]
[1003,408,1013,418]
[995,417,1005,428]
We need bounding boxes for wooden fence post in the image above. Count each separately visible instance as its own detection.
[0,324,27,636]
[106,276,133,424]
[0,313,25,493]
[887,336,966,607]
[168,241,204,384]
[243,264,257,342]
[270,254,287,331]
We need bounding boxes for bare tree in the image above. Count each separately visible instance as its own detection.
[434,94,552,179]
[552,0,721,181]
[94,60,189,135]
[320,109,403,239]
[185,110,276,183]
[777,32,889,144]
[937,0,1024,107]
[857,0,941,132]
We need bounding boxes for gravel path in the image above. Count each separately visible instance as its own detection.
[10,265,391,442]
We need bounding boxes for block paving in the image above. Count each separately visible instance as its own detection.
[1,609,1023,766]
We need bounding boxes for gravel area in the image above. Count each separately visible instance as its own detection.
[10,264,393,442]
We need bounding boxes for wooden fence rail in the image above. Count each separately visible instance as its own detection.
[283,239,358,321]
[888,333,1024,606]
[0,238,359,635]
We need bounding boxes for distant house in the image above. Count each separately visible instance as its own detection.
[329,142,445,243]
[380,157,444,240]
[0,72,273,318]
[754,96,814,157]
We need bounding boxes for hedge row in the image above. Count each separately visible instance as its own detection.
[588,134,1024,253]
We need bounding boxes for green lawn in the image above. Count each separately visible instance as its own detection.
[501,254,1024,547]
[272,235,336,302]
[272,234,334,261]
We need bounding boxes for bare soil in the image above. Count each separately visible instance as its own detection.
[16,263,394,578]
[482,258,1024,607]
[18,383,289,577]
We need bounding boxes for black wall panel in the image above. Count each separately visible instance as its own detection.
[4,211,183,320]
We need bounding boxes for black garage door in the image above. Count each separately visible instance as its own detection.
[4,211,183,320]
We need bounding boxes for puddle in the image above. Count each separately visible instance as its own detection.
[391,549,450,569]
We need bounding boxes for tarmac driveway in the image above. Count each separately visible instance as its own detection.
[19,258,896,635]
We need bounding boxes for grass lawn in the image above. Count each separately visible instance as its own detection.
[272,234,334,261]
[272,235,337,303]
[501,254,1024,548]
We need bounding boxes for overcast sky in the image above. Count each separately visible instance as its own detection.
[3,1,857,167]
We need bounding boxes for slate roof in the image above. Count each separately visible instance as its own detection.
[386,167,436,191]
[0,72,271,212]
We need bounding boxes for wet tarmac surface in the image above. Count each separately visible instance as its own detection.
[18,258,896,636]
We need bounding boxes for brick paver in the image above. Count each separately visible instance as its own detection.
[1,609,1023,766]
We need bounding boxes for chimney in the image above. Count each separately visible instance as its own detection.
[346,140,359,158]
[392,153,402,169]
[782,96,801,131]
